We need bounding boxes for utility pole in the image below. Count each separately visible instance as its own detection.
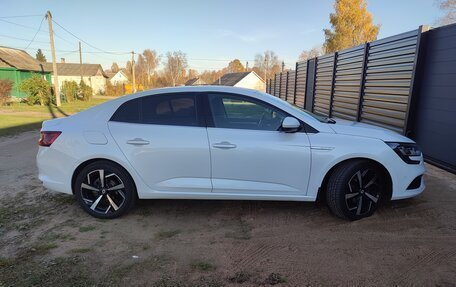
[263,58,267,83]
[46,11,61,106]
[131,51,136,93]
[79,41,83,82]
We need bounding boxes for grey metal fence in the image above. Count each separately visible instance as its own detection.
[267,26,427,134]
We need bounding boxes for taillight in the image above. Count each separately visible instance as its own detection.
[39,131,62,147]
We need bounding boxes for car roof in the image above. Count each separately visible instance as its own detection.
[132,85,262,96]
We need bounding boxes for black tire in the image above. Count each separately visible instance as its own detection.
[74,160,136,219]
[326,160,385,221]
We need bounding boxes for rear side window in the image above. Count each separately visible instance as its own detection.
[110,94,199,127]
[142,94,198,126]
[110,98,141,123]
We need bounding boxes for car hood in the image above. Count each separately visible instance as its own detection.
[328,118,414,142]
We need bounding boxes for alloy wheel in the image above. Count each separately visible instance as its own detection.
[80,169,126,215]
[345,169,380,216]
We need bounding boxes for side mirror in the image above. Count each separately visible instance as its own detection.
[281,117,301,133]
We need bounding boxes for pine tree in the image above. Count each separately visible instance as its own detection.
[324,0,379,53]
[36,49,47,63]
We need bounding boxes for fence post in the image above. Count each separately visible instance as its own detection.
[306,57,318,112]
[278,73,282,99]
[329,52,338,117]
[285,71,289,102]
[357,43,370,122]
[273,75,276,96]
[293,62,298,105]
[404,25,430,136]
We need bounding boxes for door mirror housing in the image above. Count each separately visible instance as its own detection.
[281,117,301,133]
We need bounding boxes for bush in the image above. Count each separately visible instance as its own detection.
[78,80,93,101]
[0,80,12,106]
[19,75,52,106]
[106,81,126,97]
[61,80,79,103]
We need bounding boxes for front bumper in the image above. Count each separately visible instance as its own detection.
[390,157,426,200]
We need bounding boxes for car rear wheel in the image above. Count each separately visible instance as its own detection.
[74,160,136,219]
[326,160,384,221]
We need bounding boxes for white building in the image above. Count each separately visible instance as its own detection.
[106,70,129,85]
[44,61,108,94]
[213,71,265,92]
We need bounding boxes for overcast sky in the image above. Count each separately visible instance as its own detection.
[1,0,443,71]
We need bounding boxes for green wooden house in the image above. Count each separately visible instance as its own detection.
[0,46,52,99]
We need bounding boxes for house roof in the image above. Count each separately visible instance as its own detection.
[212,71,264,86]
[105,70,127,80]
[185,77,207,86]
[43,63,108,78]
[0,46,51,72]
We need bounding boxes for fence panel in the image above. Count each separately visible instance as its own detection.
[313,53,335,116]
[279,72,287,99]
[274,74,280,97]
[295,61,307,108]
[286,70,296,104]
[361,29,419,133]
[332,45,365,121]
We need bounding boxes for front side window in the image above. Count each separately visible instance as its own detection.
[110,93,199,126]
[208,94,286,131]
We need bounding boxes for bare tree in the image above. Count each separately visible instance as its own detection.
[226,59,245,73]
[135,54,148,87]
[163,51,188,87]
[253,51,281,81]
[125,60,132,80]
[111,62,120,73]
[436,0,456,25]
[142,49,160,86]
[299,46,324,61]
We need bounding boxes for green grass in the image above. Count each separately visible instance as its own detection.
[0,98,109,137]
[69,248,93,254]
[190,261,216,272]
[78,225,96,233]
[265,273,287,285]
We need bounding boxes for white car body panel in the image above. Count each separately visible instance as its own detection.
[108,122,212,193]
[207,127,311,194]
[36,86,425,203]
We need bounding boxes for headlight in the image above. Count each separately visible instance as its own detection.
[386,142,422,164]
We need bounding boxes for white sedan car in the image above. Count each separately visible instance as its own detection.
[37,86,425,220]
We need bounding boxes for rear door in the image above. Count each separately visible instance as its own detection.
[108,93,212,193]
[205,93,311,195]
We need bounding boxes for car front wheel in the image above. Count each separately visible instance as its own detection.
[74,160,136,219]
[326,160,384,220]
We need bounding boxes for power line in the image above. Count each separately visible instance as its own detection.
[0,18,48,32]
[51,19,129,54]
[25,16,45,49]
[0,33,48,44]
[0,14,42,19]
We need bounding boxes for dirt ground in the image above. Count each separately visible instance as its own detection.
[0,130,455,287]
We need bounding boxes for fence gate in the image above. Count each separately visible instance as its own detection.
[409,23,456,173]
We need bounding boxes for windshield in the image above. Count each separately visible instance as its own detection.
[282,101,333,123]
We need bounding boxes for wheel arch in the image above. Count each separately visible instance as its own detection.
[316,157,393,203]
[71,158,137,195]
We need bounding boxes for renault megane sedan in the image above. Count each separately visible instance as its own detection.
[37,86,425,220]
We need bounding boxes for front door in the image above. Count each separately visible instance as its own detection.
[205,93,311,195]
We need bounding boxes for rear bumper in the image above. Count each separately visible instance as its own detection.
[37,146,74,194]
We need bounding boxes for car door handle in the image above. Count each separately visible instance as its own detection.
[212,141,237,149]
[127,138,150,146]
